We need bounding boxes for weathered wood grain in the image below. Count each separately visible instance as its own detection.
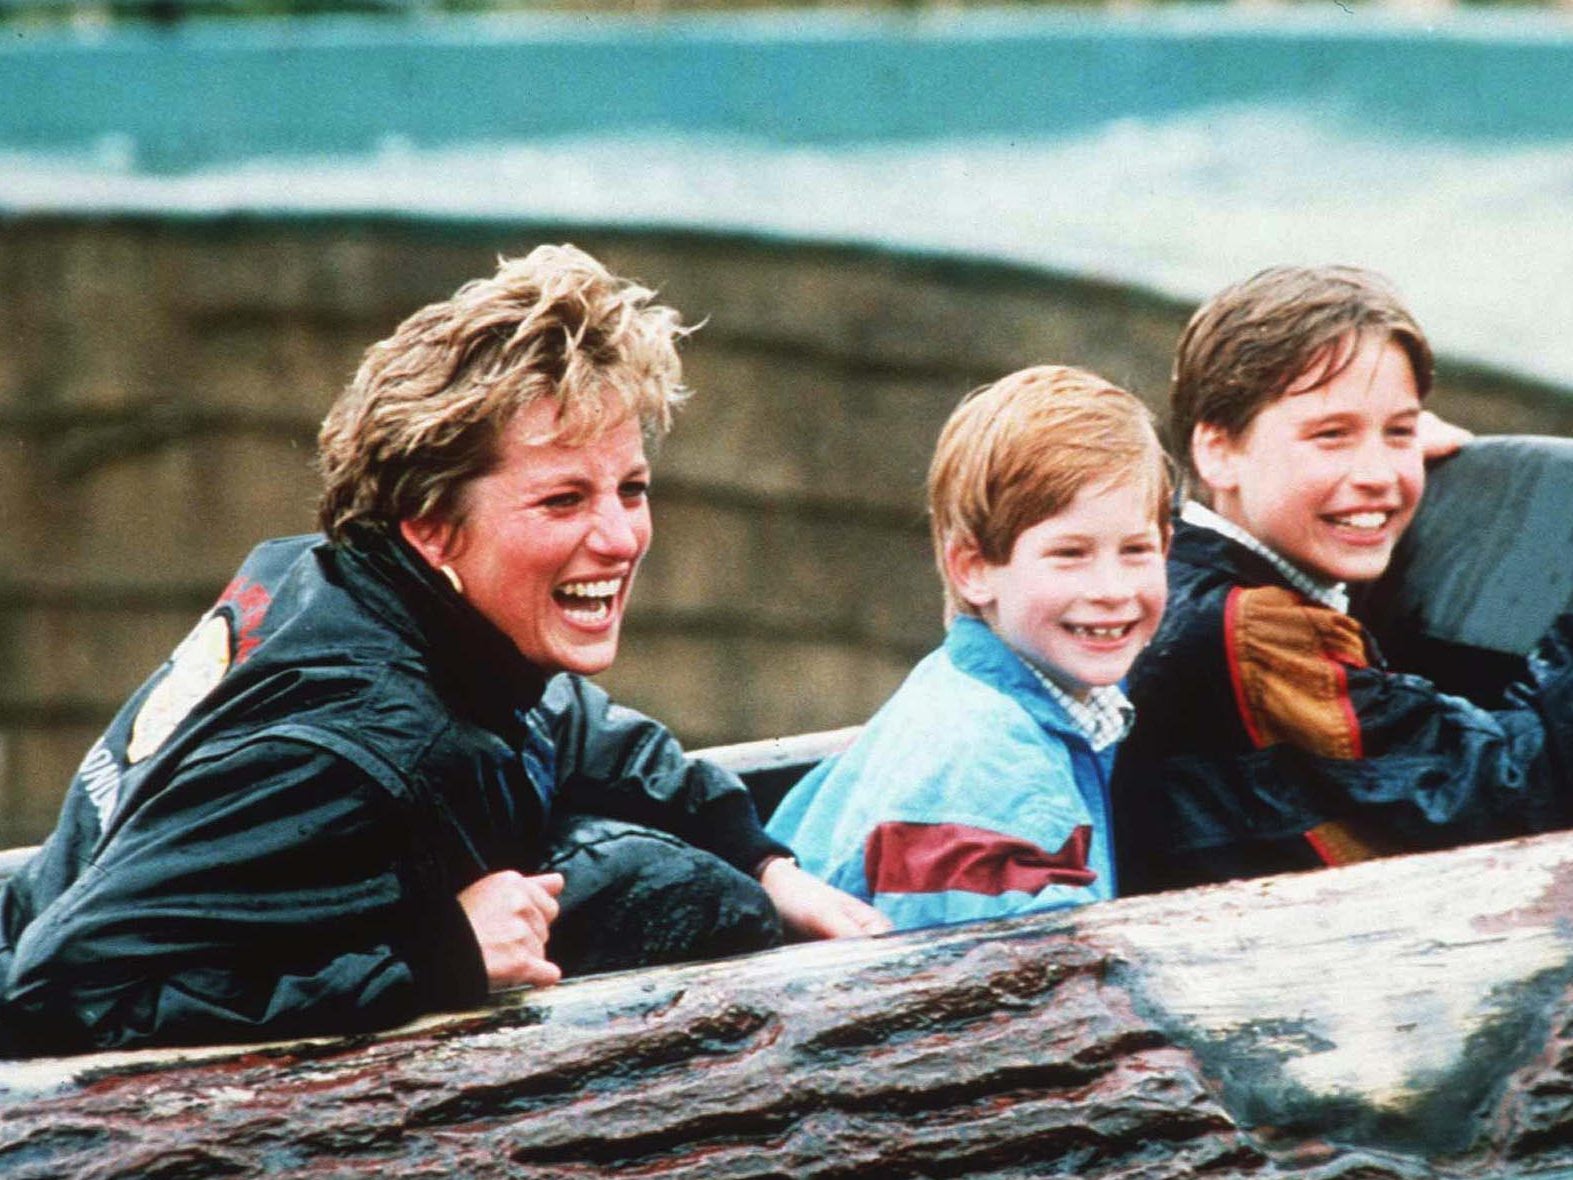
[5,831,1573,1178]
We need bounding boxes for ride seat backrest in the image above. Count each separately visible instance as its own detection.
[1358,434,1573,704]
[695,726,862,824]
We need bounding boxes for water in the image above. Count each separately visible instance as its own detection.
[4,102,1571,390]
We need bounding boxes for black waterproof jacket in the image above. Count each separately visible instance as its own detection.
[0,525,785,1055]
[1113,521,1573,894]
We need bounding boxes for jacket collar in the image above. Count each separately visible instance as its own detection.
[333,522,550,724]
[1169,517,1300,595]
[1179,502,1349,612]
[944,615,1094,743]
[1167,518,1387,669]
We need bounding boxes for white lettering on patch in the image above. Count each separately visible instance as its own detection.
[77,737,123,830]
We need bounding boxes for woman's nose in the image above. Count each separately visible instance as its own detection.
[587,500,643,558]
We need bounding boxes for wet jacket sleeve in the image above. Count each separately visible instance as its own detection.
[0,740,486,1055]
[1219,586,1573,864]
[537,675,788,875]
[771,718,1111,931]
[857,762,1109,931]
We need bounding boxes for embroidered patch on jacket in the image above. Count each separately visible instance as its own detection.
[1224,585,1369,758]
[217,576,272,665]
[126,613,233,764]
[865,821,1096,897]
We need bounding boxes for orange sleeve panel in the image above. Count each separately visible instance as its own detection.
[1223,585,1387,869]
[1223,585,1370,758]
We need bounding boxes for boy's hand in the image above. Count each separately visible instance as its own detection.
[458,870,565,991]
[1418,410,1474,461]
[758,857,892,940]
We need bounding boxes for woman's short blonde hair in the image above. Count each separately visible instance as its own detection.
[317,244,690,540]
[927,364,1172,622]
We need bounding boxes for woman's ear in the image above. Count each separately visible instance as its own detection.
[943,534,998,614]
[1190,421,1242,500]
[399,516,460,572]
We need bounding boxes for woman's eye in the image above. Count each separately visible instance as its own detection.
[620,481,650,501]
[541,492,582,510]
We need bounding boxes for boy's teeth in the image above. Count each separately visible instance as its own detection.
[1070,623,1132,639]
[1331,512,1387,530]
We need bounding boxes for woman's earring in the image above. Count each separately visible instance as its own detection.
[440,564,464,596]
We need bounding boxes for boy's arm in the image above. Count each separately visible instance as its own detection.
[862,817,1110,929]
[1416,409,1473,460]
[1216,587,1573,864]
[856,738,1116,930]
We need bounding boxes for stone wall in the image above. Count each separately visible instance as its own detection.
[2,215,1571,845]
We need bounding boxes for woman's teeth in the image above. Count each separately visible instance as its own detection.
[559,578,621,599]
[555,578,621,624]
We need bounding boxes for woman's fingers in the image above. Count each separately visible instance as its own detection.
[514,872,564,944]
[458,869,567,991]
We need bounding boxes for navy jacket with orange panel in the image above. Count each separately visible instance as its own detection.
[1112,520,1573,894]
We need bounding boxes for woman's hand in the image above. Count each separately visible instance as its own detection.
[758,857,892,940]
[1418,409,1474,461]
[458,870,566,991]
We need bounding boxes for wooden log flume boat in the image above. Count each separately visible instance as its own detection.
[1,436,1572,1178]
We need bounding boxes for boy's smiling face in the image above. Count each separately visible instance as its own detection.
[1193,332,1424,585]
[950,477,1168,699]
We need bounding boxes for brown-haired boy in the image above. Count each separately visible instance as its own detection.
[1114,265,1573,893]
[768,365,1171,930]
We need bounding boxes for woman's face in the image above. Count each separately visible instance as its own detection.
[403,398,652,675]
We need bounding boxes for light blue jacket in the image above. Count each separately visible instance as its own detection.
[766,616,1118,931]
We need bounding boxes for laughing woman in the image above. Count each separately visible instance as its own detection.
[0,245,886,1056]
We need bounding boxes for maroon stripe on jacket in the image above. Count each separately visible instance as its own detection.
[864,822,1095,897]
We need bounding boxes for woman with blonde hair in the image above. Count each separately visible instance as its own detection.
[0,245,884,1056]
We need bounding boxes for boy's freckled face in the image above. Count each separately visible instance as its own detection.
[960,479,1168,700]
[1199,334,1424,585]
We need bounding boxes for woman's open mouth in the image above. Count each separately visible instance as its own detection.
[553,577,623,626]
